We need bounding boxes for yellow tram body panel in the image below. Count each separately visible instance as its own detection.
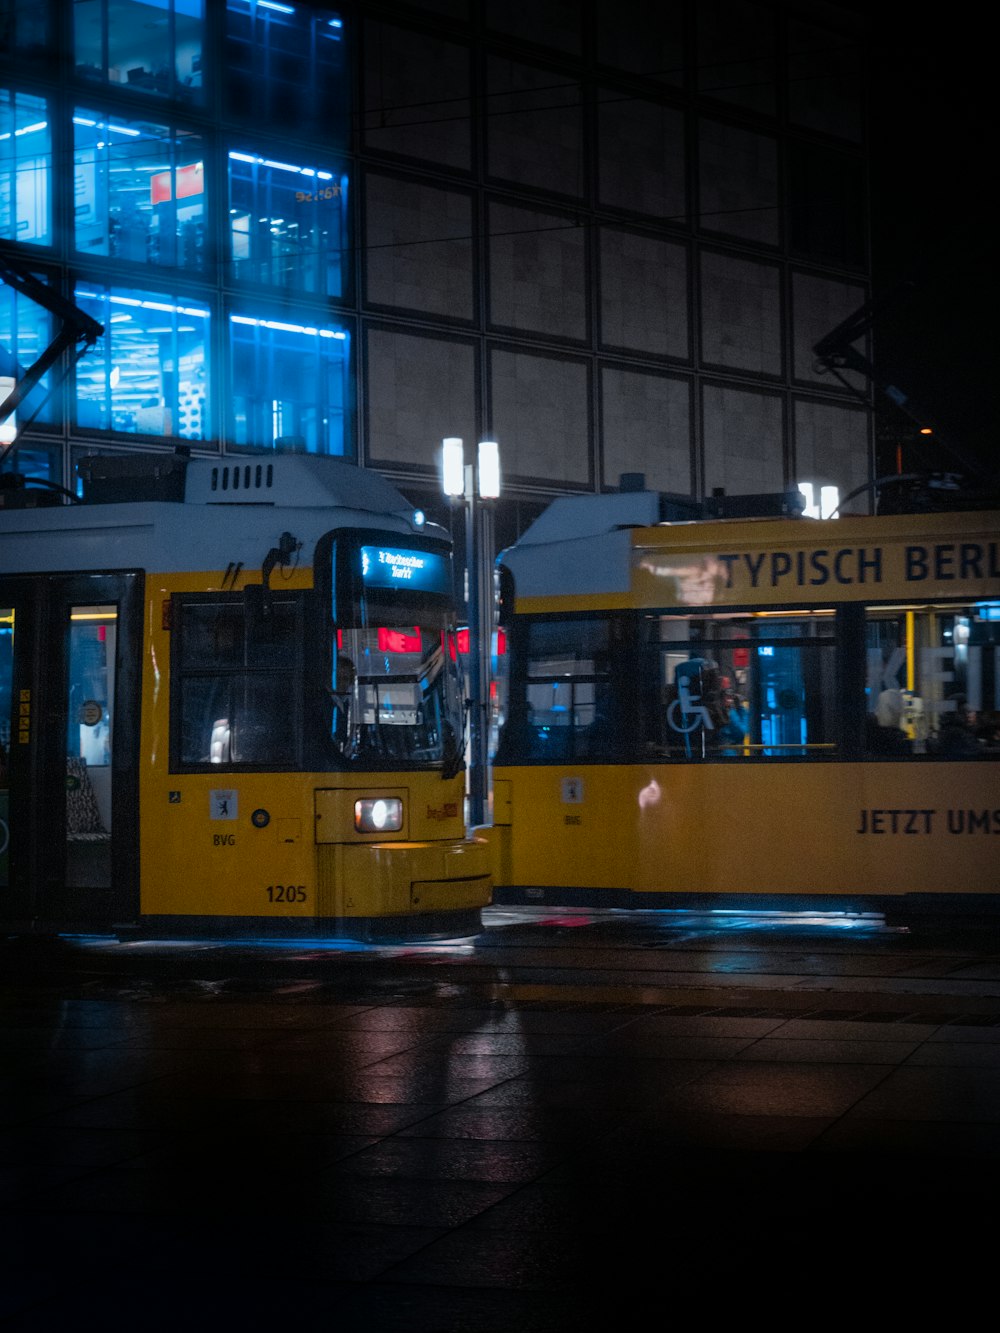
[138,769,490,921]
[137,567,490,925]
[492,762,999,899]
[0,453,490,937]
[490,500,1000,913]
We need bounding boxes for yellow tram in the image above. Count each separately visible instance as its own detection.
[486,487,1000,921]
[0,452,491,937]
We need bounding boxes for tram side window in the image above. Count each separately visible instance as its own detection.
[641,613,838,760]
[865,603,1000,758]
[521,618,617,760]
[174,597,300,768]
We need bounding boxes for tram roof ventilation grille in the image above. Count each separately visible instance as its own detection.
[77,452,417,516]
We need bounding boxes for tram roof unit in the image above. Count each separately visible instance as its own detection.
[498,484,802,600]
[0,452,444,576]
[497,484,1000,607]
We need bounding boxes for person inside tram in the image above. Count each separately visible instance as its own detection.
[929,694,980,757]
[866,687,912,755]
[718,677,749,750]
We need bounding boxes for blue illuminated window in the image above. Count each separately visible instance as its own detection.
[225,2,348,141]
[0,90,50,246]
[74,111,206,271]
[229,311,351,456]
[0,272,57,426]
[74,0,205,104]
[228,151,348,296]
[74,285,210,441]
[0,442,61,490]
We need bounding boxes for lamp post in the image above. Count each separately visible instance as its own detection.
[442,437,500,826]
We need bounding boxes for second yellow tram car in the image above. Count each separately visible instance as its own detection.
[0,452,491,938]
[488,487,1000,921]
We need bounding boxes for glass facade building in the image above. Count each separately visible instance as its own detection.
[0,0,872,536]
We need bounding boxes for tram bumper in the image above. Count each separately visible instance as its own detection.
[318,837,492,919]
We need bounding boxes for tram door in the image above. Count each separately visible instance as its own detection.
[0,573,142,930]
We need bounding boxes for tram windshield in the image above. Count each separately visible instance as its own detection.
[324,531,465,773]
[330,620,464,771]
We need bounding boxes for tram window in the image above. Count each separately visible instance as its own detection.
[0,608,12,767]
[180,601,296,670]
[173,596,301,768]
[642,613,837,760]
[865,603,1000,758]
[330,623,465,768]
[521,619,617,760]
[67,607,116,769]
[178,675,297,766]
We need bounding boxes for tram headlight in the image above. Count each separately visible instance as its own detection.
[354,797,403,833]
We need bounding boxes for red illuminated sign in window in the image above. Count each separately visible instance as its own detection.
[150,161,204,206]
[448,627,506,659]
[378,627,421,653]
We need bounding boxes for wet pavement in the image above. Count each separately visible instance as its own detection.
[3,907,1000,1328]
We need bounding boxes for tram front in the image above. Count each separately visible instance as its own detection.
[309,527,491,934]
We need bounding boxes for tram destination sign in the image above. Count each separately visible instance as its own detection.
[360,545,450,596]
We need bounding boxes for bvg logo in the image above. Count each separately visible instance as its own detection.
[213,833,236,846]
[426,803,459,821]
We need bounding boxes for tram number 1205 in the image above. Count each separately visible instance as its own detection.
[266,885,308,903]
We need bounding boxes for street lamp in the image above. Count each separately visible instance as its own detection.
[442,437,501,826]
[797,480,840,520]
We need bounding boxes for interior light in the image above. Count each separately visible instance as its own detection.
[229,315,345,340]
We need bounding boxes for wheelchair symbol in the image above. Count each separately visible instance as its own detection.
[666,675,715,734]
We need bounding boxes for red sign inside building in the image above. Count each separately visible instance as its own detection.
[150,161,204,206]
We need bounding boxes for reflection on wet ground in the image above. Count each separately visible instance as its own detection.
[2,909,1000,1327]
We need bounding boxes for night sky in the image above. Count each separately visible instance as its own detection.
[863,14,996,489]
